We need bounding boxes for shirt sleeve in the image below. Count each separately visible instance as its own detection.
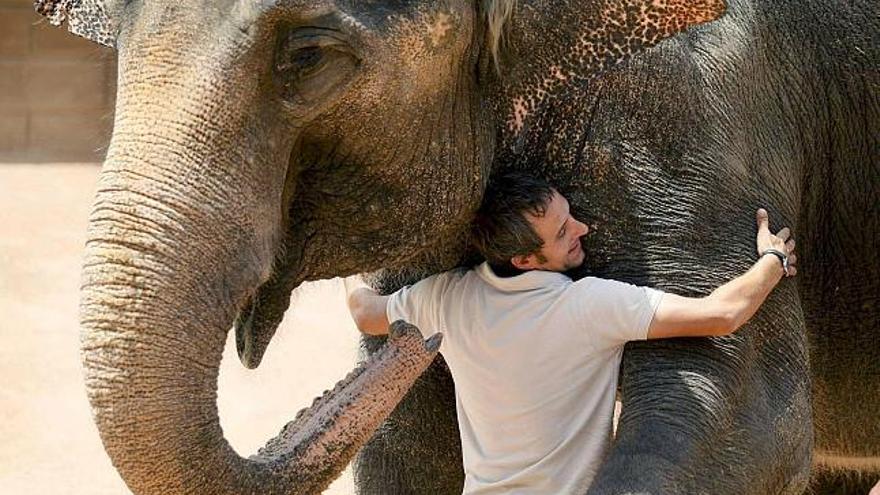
[573,277,664,349]
[385,271,457,341]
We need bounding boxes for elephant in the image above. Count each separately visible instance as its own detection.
[35,0,879,493]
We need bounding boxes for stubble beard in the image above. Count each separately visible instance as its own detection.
[566,246,586,271]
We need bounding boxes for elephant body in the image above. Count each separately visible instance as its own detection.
[36,0,878,493]
[358,1,879,493]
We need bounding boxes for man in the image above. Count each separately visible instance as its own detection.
[345,173,797,494]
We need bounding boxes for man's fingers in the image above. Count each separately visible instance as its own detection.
[777,226,791,242]
[786,238,796,253]
[756,208,770,232]
[788,253,797,266]
[787,265,798,277]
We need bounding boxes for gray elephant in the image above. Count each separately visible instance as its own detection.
[36,0,878,493]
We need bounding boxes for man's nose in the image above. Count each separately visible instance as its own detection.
[577,220,589,236]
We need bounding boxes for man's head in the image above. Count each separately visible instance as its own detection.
[471,172,589,273]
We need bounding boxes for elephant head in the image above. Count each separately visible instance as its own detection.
[37,0,724,492]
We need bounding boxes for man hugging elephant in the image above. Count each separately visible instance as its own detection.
[346,172,799,494]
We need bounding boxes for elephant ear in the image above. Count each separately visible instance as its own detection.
[576,0,727,71]
[34,0,120,48]
[610,0,727,45]
[497,0,727,133]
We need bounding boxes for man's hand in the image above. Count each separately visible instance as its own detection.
[343,275,371,301]
[756,208,798,277]
[344,275,391,336]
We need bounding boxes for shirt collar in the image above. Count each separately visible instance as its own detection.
[476,261,570,292]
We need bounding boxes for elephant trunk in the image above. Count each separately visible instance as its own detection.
[80,190,440,494]
[79,64,438,490]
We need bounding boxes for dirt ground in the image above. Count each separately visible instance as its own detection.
[0,163,358,493]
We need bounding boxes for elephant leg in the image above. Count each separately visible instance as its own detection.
[588,282,814,494]
[354,335,464,494]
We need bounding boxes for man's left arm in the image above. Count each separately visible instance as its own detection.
[344,276,391,336]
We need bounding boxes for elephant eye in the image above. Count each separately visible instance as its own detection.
[277,45,328,80]
[291,47,324,75]
[275,30,360,106]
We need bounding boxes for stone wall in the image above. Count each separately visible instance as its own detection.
[0,0,116,162]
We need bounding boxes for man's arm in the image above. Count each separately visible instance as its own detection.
[344,276,391,336]
[647,209,798,339]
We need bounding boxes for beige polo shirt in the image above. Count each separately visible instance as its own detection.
[386,262,664,494]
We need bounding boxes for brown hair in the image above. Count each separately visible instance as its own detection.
[471,172,555,268]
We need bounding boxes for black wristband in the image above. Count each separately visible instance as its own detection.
[761,249,789,276]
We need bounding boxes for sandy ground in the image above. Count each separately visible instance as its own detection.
[0,163,359,494]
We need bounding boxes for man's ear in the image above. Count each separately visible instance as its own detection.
[34,0,121,48]
[510,254,536,271]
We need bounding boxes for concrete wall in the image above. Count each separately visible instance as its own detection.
[0,0,116,162]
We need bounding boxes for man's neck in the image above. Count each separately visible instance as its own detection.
[488,262,528,278]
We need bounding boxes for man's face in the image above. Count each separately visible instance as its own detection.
[512,190,590,272]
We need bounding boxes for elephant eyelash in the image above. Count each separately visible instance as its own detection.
[275,27,359,73]
[276,46,328,76]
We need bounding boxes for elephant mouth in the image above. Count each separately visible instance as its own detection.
[235,293,273,369]
[234,143,313,369]
[234,225,307,369]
